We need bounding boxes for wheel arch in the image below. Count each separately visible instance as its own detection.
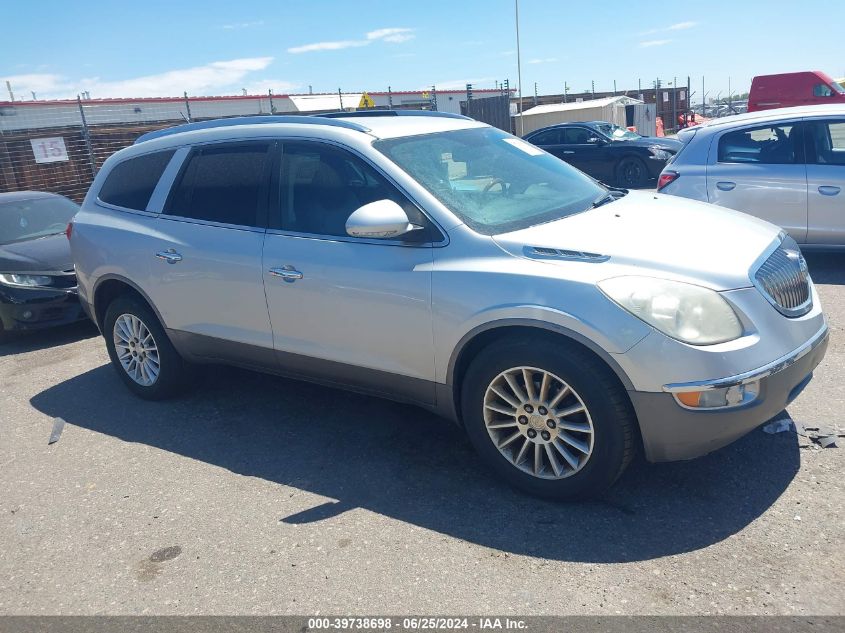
[446,319,636,423]
[92,275,166,332]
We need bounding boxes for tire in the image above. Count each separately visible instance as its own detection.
[103,294,190,399]
[461,337,637,500]
[616,156,648,188]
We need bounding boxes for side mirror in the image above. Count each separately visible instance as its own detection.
[345,199,423,239]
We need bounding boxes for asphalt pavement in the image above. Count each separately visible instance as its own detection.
[0,253,843,615]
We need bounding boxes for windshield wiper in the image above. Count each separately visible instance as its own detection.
[591,188,629,209]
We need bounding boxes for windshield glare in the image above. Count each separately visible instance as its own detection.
[595,123,641,140]
[0,196,78,246]
[374,127,606,235]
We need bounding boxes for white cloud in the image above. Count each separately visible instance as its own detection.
[527,57,558,64]
[222,20,264,30]
[287,40,370,54]
[3,57,287,99]
[639,39,672,48]
[366,27,415,43]
[640,21,698,35]
[288,27,415,53]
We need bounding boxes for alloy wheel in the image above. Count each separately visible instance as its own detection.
[113,313,160,387]
[483,366,595,479]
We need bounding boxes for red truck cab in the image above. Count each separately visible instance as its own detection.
[748,71,845,112]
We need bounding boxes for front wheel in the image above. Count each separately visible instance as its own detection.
[103,294,190,399]
[461,337,637,499]
[616,156,648,188]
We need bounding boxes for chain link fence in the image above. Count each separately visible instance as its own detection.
[0,94,289,202]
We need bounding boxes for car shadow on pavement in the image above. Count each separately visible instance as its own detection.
[0,320,99,357]
[805,252,845,285]
[30,362,801,564]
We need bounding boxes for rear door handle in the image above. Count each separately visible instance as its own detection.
[716,181,736,191]
[155,249,182,264]
[818,185,841,196]
[269,266,303,283]
[562,150,575,154]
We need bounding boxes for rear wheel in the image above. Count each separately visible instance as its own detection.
[616,156,648,188]
[461,337,636,499]
[103,294,190,399]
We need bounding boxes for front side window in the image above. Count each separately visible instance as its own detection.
[563,127,594,144]
[813,83,834,98]
[717,123,801,164]
[374,127,606,235]
[805,120,845,165]
[98,150,175,211]
[164,143,271,226]
[276,142,430,239]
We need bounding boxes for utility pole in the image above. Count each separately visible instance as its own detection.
[613,79,617,95]
[338,88,344,110]
[5,81,14,102]
[591,80,595,99]
[388,86,393,108]
[515,0,524,135]
[183,91,192,122]
[534,81,538,106]
[728,76,732,112]
[564,82,568,103]
[672,76,677,130]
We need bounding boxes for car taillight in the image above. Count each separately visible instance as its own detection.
[657,171,679,191]
[65,221,73,240]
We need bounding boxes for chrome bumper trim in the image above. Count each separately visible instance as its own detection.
[663,325,829,394]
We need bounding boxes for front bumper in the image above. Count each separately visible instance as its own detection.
[0,286,85,332]
[631,325,829,462]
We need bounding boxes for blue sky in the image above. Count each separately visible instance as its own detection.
[4,0,845,102]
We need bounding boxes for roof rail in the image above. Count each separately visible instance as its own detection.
[134,115,371,144]
[318,109,472,120]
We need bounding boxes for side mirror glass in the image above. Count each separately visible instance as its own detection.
[345,199,423,239]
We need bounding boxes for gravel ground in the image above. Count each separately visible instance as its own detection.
[0,253,843,616]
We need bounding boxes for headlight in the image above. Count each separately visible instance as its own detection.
[598,276,743,345]
[648,146,672,160]
[0,273,54,287]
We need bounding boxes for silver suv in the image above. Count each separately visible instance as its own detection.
[659,104,845,247]
[71,112,829,499]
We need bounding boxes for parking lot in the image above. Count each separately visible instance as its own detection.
[0,253,843,616]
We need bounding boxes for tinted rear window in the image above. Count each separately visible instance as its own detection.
[98,150,175,210]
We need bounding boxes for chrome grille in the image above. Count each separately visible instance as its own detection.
[753,244,811,317]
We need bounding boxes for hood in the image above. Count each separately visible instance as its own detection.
[611,136,683,152]
[0,233,73,272]
[492,190,782,291]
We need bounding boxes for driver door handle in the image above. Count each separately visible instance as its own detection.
[155,249,182,264]
[269,266,303,283]
[818,185,841,196]
[716,181,736,191]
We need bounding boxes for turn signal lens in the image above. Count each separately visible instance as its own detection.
[65,221,73,240]
[672,382,760,410]
[676,392,701,407]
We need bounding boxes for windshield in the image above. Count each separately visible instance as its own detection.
[594,123,641,140]
[0,196,78,246]
[374,127,607,235]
